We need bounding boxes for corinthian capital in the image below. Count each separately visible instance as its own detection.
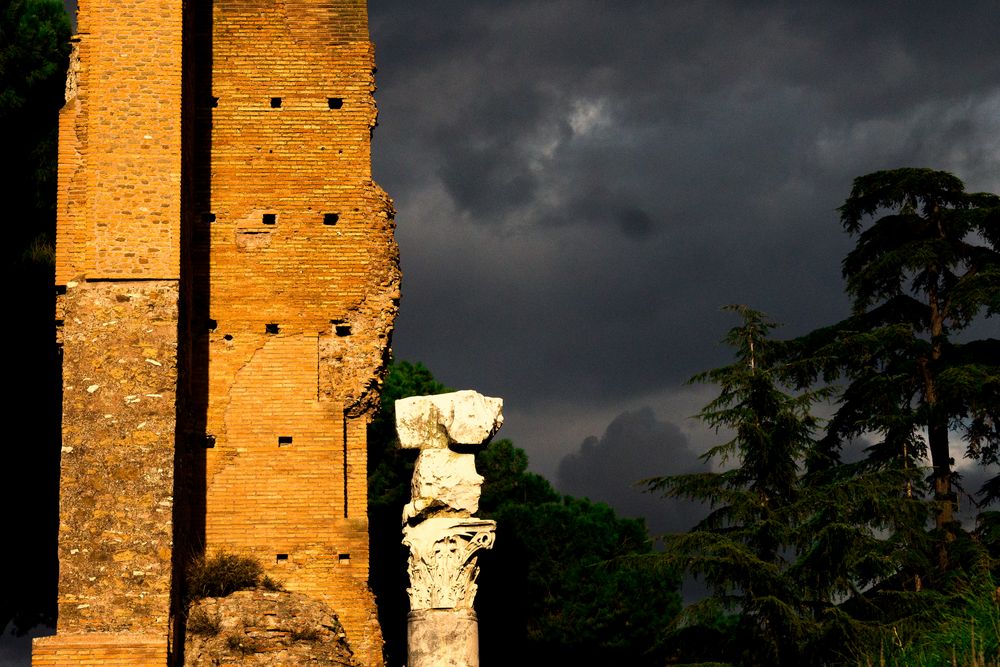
[402,518,497,610]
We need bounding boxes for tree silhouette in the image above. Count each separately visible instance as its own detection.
[794,169,1000,557]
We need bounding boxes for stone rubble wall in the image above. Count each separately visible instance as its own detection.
[54,282,178,634]
[184,589,361,666]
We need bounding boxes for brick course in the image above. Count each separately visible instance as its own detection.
[33,634,168,666]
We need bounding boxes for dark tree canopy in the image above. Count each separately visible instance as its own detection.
[0,0,71,636]
[799,169,999,539]
[1,0,71,264]
[645,306,825,664]
[477,494,680,665]
[474,437,680,665]
[646,306,933,666]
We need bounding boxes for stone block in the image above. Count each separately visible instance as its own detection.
[395,391,503,450]
[404,449,484,520]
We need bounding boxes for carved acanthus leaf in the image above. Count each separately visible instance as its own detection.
[402,518,496,610]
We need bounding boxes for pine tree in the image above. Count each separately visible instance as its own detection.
[793,168,1000,552]
[647,306,929,665]
[644,306,826,664]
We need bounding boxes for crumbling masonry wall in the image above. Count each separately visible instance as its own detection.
[35,0,398,665]
[34,0,183,662]
[197,2,397,664]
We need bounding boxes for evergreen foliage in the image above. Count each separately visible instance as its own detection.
[0,0,71,266]
[789,168,1000,540]
[644,306,818,664]
[649,171,1000,664]
[645,306,934,665]
[478,494,679,665]
[853,575,1000,667]
[476,438,560,510]
[474,437,681,664]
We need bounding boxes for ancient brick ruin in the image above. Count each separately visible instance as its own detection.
[33,1,399,665]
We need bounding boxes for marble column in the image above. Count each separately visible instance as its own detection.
[395,390,503,667]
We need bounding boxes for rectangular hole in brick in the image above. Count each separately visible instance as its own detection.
[327,97,343,109]
[323,213,339,226]
[338,553,351,564]
[204,434,216,449]
[335,324,351,337]
[262,213,276,225]
[276,553,288,563]
[265,323,280,334]
[207,318,217,332]
[211,96,219,108]
[270,97,282,108]
[202,212,216,223]
[278,436,292,447]
[54,319,64,327]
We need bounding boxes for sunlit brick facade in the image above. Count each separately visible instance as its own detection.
[34,1,398,664]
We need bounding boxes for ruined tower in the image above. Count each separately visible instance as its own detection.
[33,1,398,664]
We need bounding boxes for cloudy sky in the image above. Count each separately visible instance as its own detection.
[367,1,1000,532]
[51,0,1000,538]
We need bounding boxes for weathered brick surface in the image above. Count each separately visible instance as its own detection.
[33,634,168,666]
[197,1,398,664]
[55,0,183,282]
[44,0,397,665]
[48,0,184,662]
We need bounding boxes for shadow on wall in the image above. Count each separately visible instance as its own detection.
[171,0,214,660]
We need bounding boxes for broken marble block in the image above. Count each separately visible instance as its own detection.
[396,390,503,523]
[406,449,484,520]
[395,390,503,450]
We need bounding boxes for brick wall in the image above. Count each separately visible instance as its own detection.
[55,0,182,282]
[33,634,167,666]
[198,1,399,662]
[44,0,397,664]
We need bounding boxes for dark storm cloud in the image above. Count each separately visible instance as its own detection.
[368,1,1000,473]
[557,407,708,537]
[617,207,656,239]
